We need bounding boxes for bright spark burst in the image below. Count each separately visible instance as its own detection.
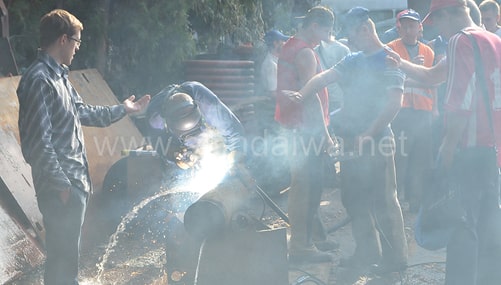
[181,152,233,195]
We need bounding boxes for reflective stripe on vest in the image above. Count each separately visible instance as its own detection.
[403,87,434,111]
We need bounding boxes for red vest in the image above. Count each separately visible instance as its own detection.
[275,37,329,128]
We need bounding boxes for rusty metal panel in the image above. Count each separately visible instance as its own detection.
[0,75,21,138]
[196,228,289,285]
[69,69,145,192]
[0,75,46,282]
[0,76,44,239]
[0,200,45,284]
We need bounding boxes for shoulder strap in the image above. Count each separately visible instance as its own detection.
[462,31,495,133]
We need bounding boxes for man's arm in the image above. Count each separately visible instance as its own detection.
[185,81,245,153]
[280,49,341,102]
[438,112,468,169]
[296,48,337,148]
[403,77,443,88]
[400,58,447,86]
[77,92,150,127]
[295,48,319,86]
[298,68,339,100]
[387,48,447,86]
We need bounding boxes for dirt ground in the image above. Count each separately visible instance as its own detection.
[10,180,447,285]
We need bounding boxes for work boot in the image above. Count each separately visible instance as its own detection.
[289,244,332,264]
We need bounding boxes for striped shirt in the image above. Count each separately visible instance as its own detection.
[444,28,501,150]
[17,51,126,194]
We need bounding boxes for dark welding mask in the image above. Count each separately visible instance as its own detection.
[162,92,204,142]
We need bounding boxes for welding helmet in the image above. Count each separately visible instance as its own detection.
[161,92,203,140]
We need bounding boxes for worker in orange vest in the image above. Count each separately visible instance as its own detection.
[387,9,436,212]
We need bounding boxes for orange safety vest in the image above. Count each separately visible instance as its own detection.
[387,39,435,111]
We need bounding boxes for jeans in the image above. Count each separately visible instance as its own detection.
[445,147,501,285]
[37,186,88,285]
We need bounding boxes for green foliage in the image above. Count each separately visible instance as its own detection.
[262,0,297,34]
[106,0,196,98]
[7,0,51,71]
[5,0,310,98]
[189,0,265,53]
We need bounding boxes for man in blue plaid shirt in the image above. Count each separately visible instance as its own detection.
[16,9,150,285]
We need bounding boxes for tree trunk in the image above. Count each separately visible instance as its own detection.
[95,0,111,76]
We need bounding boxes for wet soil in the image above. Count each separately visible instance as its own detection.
[10,185,447,285]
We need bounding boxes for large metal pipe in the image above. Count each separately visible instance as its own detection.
[183,176,253,240]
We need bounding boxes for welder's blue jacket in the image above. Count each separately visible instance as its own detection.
[146,81,245,152]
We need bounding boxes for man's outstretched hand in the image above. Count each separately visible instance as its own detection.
[123,94,151,114]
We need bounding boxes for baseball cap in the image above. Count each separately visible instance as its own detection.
[339,6,370,35]
[422,0,466,25]
[397,9,421,22]
[263,30,289,44]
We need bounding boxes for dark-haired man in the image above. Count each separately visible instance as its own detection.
[387,9,436,212]
[283,6,408,274]
[275,5,338,263]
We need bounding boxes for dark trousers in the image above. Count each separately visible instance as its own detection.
[339,135,408,265]
[284,128,326,248]
[445,147,501,285]
[392,109,433,210]
[37,186,88,285]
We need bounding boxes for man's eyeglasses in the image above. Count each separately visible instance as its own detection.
[68,36,82,47]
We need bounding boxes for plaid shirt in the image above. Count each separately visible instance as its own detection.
[17,51,126,194]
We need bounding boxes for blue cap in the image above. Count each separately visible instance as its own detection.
[264,30,289,44]
[397,9,421,22]
[339,6,369,35]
